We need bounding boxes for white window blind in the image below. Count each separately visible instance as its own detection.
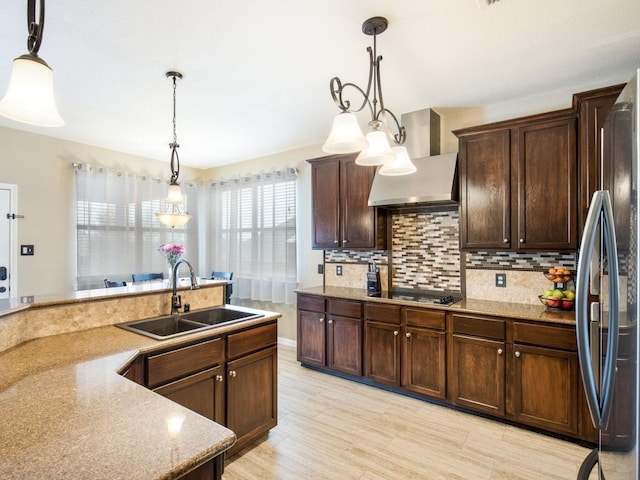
[75,164,199,290]
[205,168,297,304]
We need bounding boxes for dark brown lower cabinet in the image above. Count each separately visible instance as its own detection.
[153,366,225,424]
[226,346,278,456]
[297,308,326,367]
[365,320,401,386]
[450,334,506,416]
[328,314,362,376]
[403,326,447,399]
[512,343,578,435]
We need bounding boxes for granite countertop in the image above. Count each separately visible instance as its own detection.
[0,309,280,479]
[296,286,576,325]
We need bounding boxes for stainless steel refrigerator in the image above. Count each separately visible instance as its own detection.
[576,69,639,479]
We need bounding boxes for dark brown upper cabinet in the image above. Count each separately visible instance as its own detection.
[455,109,578,252]
[308,153,386,250]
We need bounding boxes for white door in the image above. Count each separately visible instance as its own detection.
[0,184,18,299]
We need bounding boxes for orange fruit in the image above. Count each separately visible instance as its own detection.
[548,268,557,274]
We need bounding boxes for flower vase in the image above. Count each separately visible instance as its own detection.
[167,263,175,286]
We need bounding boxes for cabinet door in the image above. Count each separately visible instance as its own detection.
[450,334,505,416]
[227,346,278,455]
[327,314,362,376]
[311,158,340,248]
[153,366,225,424]
[514,115,577,250]
[365,321,400,387]
[297,309,326,367]
[513,343,578,436]
[403,327,446,400]
[340,157,378,249]
[458,129,511,250]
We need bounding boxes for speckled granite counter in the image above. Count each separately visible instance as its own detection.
[0,308,280,479]
[296,286,575,325]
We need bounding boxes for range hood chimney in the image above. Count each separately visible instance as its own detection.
[368,108,459,208]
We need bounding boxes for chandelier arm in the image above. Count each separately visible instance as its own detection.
[378,109,406,145]
[26,0,44,55]
[169,145,180,184]
[329,78,375,117]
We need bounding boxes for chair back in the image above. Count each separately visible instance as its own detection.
[211,271,233,303]
[104,279,127,288]
[132,272,164,282]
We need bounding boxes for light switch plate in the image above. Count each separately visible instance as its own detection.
[21,245,34,256]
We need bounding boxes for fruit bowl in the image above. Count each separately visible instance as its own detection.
[544,268,574,283]
[538,295,574,311]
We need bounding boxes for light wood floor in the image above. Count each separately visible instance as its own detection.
[223,343,595,480]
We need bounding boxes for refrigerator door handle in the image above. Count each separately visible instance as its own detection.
[576,190,619,429]
[600,191,619,430]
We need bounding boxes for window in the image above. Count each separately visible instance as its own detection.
[75,164,199,290]
[205,168,297,304]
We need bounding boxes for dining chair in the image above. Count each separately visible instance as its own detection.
[211,271,233,303]
[104,279,127,288]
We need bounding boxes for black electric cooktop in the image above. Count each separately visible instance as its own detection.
[368,290,461,306]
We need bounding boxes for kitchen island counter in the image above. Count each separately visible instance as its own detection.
[0,307,280,479]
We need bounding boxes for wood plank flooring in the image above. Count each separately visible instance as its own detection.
[223,343,595,480]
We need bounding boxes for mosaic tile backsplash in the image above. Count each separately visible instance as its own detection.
[323,208,577,302]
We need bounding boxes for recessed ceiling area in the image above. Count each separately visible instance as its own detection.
[0,0,638,169]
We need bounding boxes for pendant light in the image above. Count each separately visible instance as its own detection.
[323,17,416,175]
[155,71,191,228]
[0,0,64,127]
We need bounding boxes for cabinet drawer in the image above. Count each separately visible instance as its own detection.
[328,298,362,318]
[146,337,224,388]
[452,314,505,340]
[513,322,576,351]
[365,303,401,325]
[405,308,445,330]
[298,294,325,313]
[228,322,277,359]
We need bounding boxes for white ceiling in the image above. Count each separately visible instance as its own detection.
[1,0,639,169]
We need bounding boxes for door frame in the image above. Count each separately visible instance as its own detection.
[0,183,18,297]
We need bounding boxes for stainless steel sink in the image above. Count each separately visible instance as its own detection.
[116,306,264,340]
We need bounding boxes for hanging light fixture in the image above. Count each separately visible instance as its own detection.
[0,0,64,127]
[323,17,416,175]
[155,71,191,228]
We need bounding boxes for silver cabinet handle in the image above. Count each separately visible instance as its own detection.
[328,319,333,324]
[577,190,619,429]
[514,351,520,358]
[320,316,324,323]
[406,332,411,338]
[215,374,223,382]
[497,348,503,355]
[503,238,508,243]
[343,239,348,245]
[393,330,398,336]
[334,240,339,244]
[519,238,525,243]
[229,370,236,378]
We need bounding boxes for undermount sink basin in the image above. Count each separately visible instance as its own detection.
[116,306,264,340]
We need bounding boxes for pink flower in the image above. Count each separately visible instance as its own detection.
[159,243,185,266]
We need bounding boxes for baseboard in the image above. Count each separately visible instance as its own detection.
[278,337,296,348]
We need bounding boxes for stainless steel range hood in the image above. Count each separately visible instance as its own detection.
[368,108,459,208]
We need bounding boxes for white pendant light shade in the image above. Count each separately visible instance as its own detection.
[355,130,395,166]
[166,183,185,204]
[155,211,191,228]
[322,112,368,153]
[0,55,64,127]
[379,146,417,176]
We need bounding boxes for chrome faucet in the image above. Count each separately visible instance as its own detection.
[171,258,199,315]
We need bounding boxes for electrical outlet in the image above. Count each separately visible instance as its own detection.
[21,245,34,256]
[317,264,324,274]
[495,273,506,287]
[336,265,342,276]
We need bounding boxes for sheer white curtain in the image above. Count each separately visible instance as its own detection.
[75,163,199,290]
[205,168,297,304]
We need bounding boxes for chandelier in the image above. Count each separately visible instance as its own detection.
[322,17,416,176]
[155,71,192,228]
[0,0,64,127]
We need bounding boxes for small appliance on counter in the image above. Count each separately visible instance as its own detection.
[366,263,381,296]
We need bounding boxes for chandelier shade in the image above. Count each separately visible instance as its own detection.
[322,112,368,153]
[355,130,395,166]
[379,146,417,176]
[155,211,192,228]
[0,0,63,127]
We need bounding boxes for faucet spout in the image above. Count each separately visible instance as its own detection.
[171,258,199,315]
